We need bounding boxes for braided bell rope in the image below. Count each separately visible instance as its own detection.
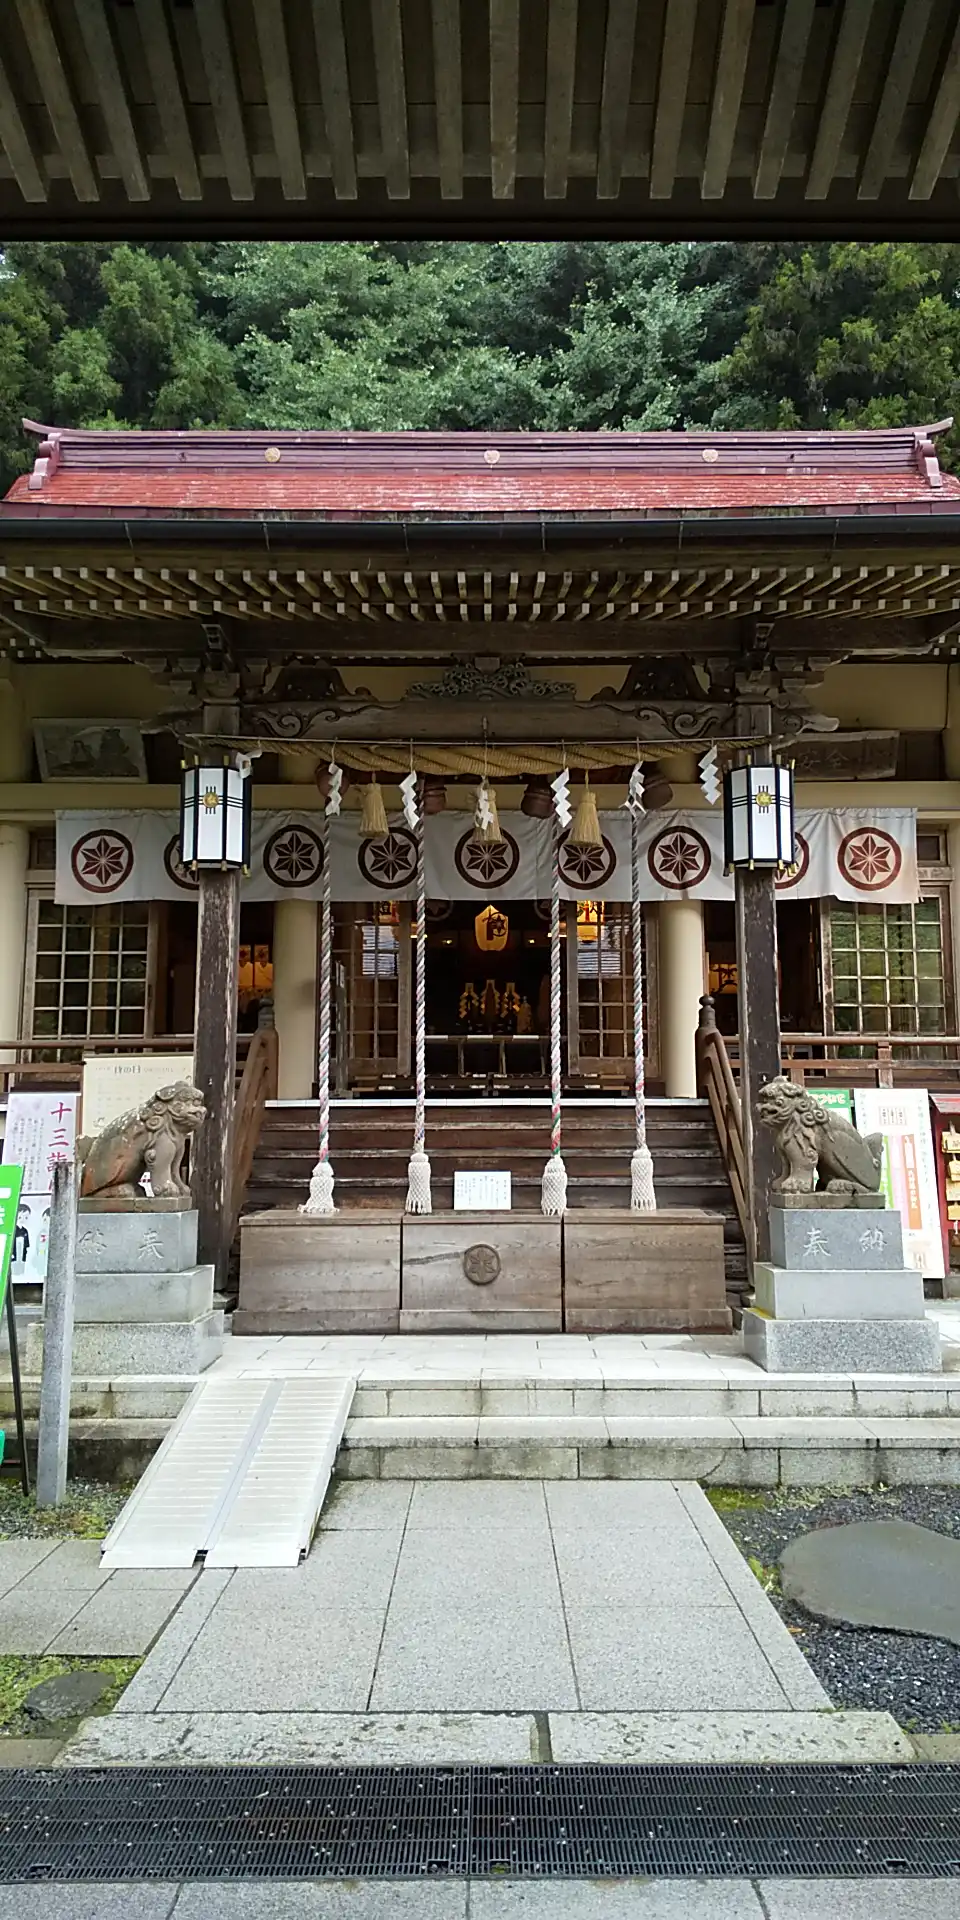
[540,812,568,1217]
[405,800,432,1213]
[301,810,336,1214]
[630,802,657,1212]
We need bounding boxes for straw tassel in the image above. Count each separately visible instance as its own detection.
[569,772,602,849]
[360,775,389,839]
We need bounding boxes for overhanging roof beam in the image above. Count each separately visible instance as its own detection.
[430,0,463,199]
[806,0,874,200]
[253,0,306,199]
[754,0,816,200]
[16,0,98,202]
[650,0,696,200]
[702,0,754,200]
[136,0,202,200]
[313,0,357,199]
[859,0,934,201]
[910,11,960,202]
[489,0,520,199]
[596,0,637,200]
[371,0,411,199]
[194,0,254,202]
[74,0,149,202]
[544,0,578,199]
[0,49,47,202]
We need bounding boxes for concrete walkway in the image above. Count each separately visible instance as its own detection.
[60,1478,906,1767]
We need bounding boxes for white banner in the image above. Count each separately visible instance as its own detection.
[853,1087,944,1280]
[56,807,918,907]
[3,1091,79,1286]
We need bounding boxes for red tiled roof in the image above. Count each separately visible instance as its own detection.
[4,421,959,519]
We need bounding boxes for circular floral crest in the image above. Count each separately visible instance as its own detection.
[775,831,810,893]
[647,826,711,892]
[454,830,520,890]
[558,832,617,891]
[70,830,134,895]
[163,835,199,891]
[264,823,324,889]
[358,828,418,891]
[837,827,902,893]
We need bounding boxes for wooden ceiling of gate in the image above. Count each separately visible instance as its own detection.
[3,0,960,239]
[4,553,960,664]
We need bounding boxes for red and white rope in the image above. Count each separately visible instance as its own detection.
[541,814,568,1215]
[302,810,336,1213]
[405,798,432,1212]
[630,795,657,1210]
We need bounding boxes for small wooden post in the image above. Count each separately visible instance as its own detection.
[192,867,241,1287]
[36,1159,77,1508]
[735,865,781,1272]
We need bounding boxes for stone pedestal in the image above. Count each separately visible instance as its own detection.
[27,1207,224,1378]
[743,1204,941,1375]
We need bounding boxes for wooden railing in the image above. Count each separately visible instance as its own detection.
[229,1024,279,1241]
[725,1032,960,1092]
[0,1035,254,1099]
[694,996,747,1239]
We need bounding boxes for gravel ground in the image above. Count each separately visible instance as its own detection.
[713,1486,960,1734]
[0,1478,130,1540]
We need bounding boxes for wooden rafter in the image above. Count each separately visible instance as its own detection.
[544,0,578,200]
[312,0,358,200]
[73,0,148,202]
[650,0,697,201]
[805,0,874,200]
[754,0,815,201]
[430,0,462,199]
[0,47,47,202]
[596,0,638,200]
[136,0,201,201]
[910,10,960,202]
[859,0,935,202]
[489,0,520,200]
[16,0,98,202]
[701,0,754,201]
[253,0,305,200]
[194,0,253,202]
[370,0,410,200]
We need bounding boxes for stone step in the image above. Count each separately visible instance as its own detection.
[338,1412,960,1486]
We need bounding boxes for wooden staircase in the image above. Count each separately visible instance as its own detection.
[244,1098,749,1311]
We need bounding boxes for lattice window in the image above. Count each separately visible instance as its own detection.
[828,897,951,1038]
[25,898,153,1046]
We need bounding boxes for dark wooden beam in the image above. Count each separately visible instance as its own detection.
[194,0,254,202]
[74,0,149,202]
[16,0,98,201]
[371,0,410,200]
[596,0,638,199]
[806,0,873,200]
[191,867,240,1288]
[137,0,201,200]
[312,0,357,200]
[859,0,934,201]
[489,0,520,199]
[754,0,815,200]
[544,0,578,200]
[911,11,960,201]
[253,0,305,200]
[650,0,696,199]
[430,0,462,199]
[735,864,781,1273]
[701,0,754,201]
[0,49,47,201]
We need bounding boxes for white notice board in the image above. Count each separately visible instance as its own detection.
[454,1171,512,1211]
[81,1054,194,1137]
[3,1091,79,1285]
[853,1086,943,1279]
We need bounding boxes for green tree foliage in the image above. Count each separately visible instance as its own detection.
[1,237,959,490]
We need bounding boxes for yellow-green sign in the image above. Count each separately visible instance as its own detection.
[0,1166,25,1318]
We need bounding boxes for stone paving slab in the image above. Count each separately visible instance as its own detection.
[173,1888,464,1918]
[161,1601,388,1713]
[114,1572,232,1714]
[0,1540,60,1600]
[47,1584,188,1656]
[0,1893,179,1919]
[59,1710,542,1767]
[548,1709,912,1763]
[562,1603,790,1712]
[370,1591,579,1712]
[0,1886,956,1920]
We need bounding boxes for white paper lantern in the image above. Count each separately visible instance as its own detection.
[180,761,252,870]
[723,763,795,871]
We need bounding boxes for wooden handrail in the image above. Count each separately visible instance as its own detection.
[695,995,748,1240]
[229,1024,279,1242]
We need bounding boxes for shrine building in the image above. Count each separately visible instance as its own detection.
[2,417,960,1331]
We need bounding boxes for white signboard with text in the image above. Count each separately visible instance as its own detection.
[454,1171,512,1211]
[81,1054,194,1137]
[853,1087,944,1279]
[3,1091,78,1285]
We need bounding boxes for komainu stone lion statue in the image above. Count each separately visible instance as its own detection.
[756,1076,883,1197]
[79,1081,206,1201]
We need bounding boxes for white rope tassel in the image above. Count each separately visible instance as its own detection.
[302,810,337,1213]
[405,796,432,1214]
[541,812,568,1216]
[629,789,657,1212]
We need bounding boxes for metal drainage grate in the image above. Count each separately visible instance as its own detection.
[1,1764,960,1882]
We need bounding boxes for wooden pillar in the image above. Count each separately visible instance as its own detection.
[735,865,781,1270]
[191,868,241,1286]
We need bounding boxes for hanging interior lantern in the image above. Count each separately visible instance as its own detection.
[180,758,252,870]
[521,775,553,818]
[642,764,674,811]
[475,905,510,952]
[421,776,447,814]
[568,772,603,849]
[723,761,796,871]
[359,774,390,840]
[576,899,603,942]
[472,778,504,845]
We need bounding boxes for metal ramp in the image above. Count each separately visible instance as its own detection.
[100,1374,355,1570]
